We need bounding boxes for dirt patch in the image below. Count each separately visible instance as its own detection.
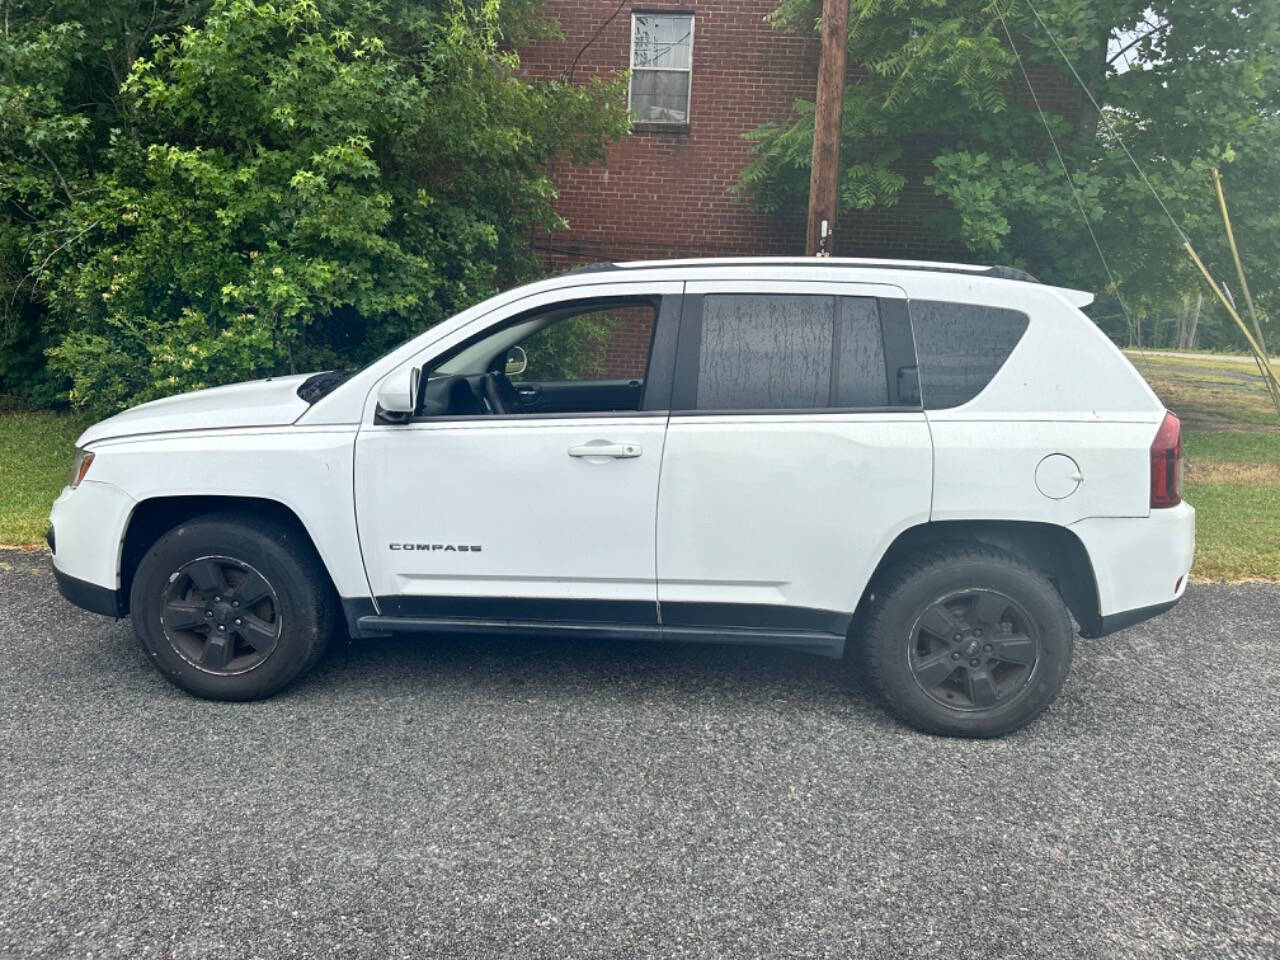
[1142,376,1280,430]
[1187,460,1280,485]
[1126,349,1280,432]
[1177,414,1280,433]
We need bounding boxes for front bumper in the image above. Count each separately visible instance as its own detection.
[48,479,136,618]
[52,563,126,618]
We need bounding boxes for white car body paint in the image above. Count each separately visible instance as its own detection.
[356,416,669,607]
[62,427,367,598]
[77,373,315,446]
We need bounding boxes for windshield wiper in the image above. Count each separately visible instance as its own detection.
[296,369,354,404]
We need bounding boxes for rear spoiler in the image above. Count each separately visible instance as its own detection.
[1048,285,1095,308]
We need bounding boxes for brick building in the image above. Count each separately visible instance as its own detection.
[518,2,1082,374]
[520,1,980,267]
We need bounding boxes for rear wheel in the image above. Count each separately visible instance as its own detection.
[130,513,334,700]
[856,545,1073,738]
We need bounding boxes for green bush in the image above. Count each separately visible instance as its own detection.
[1,0,628,415]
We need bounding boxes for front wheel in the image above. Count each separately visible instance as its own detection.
[129,512,335,701]
[856,545,1074,738]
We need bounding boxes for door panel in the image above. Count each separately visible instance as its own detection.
[357,417,668,617]
[656,414,932,623]
[355,282,683,621]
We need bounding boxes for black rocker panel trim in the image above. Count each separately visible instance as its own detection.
[374,595,659,624]
[359,616,662,643]
[349,596,851,657]
[354,616,844,658]
[370,596,851,634]
[659,601,852,635]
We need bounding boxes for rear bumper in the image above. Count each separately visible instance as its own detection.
[1087,598,1179,638]
[1071,501,1195,637]
[52,563,126,618]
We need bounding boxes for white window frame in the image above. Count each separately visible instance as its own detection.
[627,12,695,126]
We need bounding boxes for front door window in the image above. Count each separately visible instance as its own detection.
[422,299,659,417]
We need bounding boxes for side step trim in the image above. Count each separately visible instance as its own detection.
[354,615,845,658]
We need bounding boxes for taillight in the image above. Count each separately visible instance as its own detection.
[1150,412,1182,508]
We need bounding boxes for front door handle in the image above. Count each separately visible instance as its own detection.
[568,440,642,459]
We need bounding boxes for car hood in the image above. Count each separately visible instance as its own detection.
[78,373,316,446]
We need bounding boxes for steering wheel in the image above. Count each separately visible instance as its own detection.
[481,371,520,415]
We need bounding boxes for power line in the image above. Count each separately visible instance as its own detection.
[1020,0,1191,247]
[561,0,629,83]
[992,0,1140,347]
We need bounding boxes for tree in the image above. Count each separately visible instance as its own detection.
[1,1,209,407]
[0,0,628,413]
[738,0,1280,349]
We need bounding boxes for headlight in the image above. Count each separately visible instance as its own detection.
[68,448,95,488]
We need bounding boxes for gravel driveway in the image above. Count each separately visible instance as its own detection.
[2,550,1277,959]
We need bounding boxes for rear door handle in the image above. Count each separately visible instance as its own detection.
[568,441,642,459]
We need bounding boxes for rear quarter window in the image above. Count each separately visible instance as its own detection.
[909,301,1030,409]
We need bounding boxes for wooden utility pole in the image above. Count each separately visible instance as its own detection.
[806,0,848,256]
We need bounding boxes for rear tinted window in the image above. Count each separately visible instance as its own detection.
[909,301,1029,409]
[694,294,889,411]
[698,294,832,409]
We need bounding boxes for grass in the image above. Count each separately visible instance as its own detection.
[1184,482,1280,581]
[1126,354,1280,578]
[1184,429,1280,465]
[0,413,87,547]
[1182,432,1280,580]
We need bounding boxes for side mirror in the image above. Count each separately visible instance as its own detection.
[504,345,528,377]
[376,366,420,419]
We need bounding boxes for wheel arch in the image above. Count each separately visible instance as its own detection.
[119,495,338,616]
[859,519,1103,637]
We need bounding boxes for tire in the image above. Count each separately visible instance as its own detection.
[855,544,1073,738]
[129,512,335,701]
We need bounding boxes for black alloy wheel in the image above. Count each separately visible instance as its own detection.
[853,544,1074,737]
[160,556,282,675]
[907,589,1040,710]
[131,512,334,700]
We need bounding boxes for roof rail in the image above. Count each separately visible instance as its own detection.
[562,262,622,276]
[562,258,1042,284]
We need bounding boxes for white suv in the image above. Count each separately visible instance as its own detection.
[49,258,1194,737]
